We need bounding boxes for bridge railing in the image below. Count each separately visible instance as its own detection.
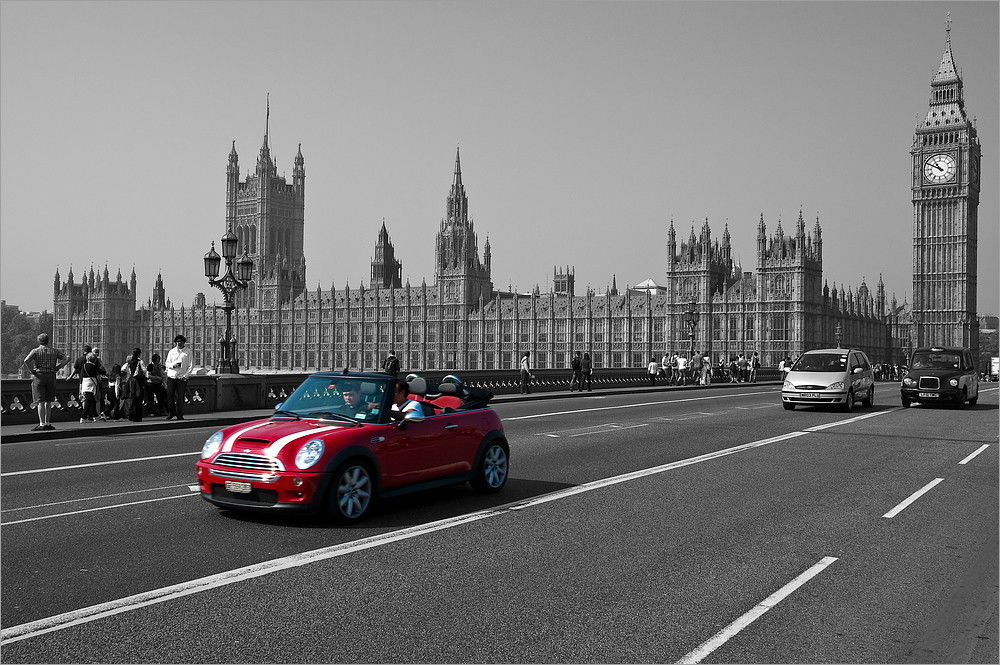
[1,367,781,425]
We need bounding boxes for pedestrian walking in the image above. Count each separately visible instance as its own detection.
[581,352,593,391]
[570,351,583,391]
[79,351,104,422]
[750,352,761,383]
[145,353,168,416]
[691,350,704,385]
[648,356,659,386]
[382,349,400,378]
[121,348,147,422]
[164,334,193,420]
[519,351,534,394]
[22,333,69,431]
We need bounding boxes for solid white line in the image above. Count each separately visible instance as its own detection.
[0,425,809,646]
[958,444,989,465]
[1,493,200,526]
[504,391,774,420]
[802,409,897,431]
[882,478,945,519]
[676,556,839,664]
[0,451,200,477]
[1,484,194,513]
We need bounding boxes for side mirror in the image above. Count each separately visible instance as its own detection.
[274,402,283,411]
[403,411,425,424]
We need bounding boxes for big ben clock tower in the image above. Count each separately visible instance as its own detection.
[911,15,981,355]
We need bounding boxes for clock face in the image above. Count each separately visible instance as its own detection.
[923,153,956,183]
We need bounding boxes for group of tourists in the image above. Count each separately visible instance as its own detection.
[21,333,193,430]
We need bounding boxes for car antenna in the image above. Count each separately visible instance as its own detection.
[341,366,350,374]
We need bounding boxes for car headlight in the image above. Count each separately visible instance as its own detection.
[827,381,845,391]
[201,431,224,459]
[902,377,916,387]
[949,378,959,387]
[783,380,793,389]
[295,439,325,469]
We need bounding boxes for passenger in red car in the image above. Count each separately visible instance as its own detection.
[390,380,424,419]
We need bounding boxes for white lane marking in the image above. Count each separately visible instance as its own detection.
[568,423,648,437]
[802,409,898,431]
[1,493,200,526]
[504,391,774,420]
[676,556,839,664]
[3,429,213,448]
[1,484,194,513]
[651,412,712,422]
[958,444,990,465]
[0,425,810,645]
[882,478,945,519]
[0,452,200,477]
[734,404,777,410]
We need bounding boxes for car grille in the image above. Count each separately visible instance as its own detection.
[211,484,279,506]
[918,377,940,390]
[794,384,827,390]
[214,452,285,473]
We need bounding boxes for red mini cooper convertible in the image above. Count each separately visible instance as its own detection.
[195,372,509,523]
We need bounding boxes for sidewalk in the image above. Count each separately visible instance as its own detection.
[1,381,775,444]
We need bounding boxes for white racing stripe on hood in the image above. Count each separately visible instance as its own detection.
[265,425,347,458]
[221,422,271,453]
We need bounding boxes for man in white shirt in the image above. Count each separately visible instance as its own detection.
[164,334,192,420]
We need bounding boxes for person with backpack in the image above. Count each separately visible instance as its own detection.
[750,351,761,383]
[382,350,400,378]
[570,351,583,391]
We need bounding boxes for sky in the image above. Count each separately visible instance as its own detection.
[2,0,997,317]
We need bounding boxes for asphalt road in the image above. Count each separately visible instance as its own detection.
[1,383,997,663]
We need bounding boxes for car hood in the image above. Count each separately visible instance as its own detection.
[784,370,848,387]
[216,417,358,459]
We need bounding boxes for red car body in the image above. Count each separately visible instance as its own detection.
[195,372,508,522]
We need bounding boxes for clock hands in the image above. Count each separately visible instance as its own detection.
[930,162,944,172]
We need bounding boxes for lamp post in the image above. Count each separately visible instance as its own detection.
[835,321,844,349]
[684,300,699,363]
[204,230,254,374]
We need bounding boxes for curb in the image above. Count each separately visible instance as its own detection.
[2,382,778,444]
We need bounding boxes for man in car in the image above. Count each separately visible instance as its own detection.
[333,381,374,418]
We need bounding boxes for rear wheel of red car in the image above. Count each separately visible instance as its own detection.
[327,460,374,524]
[472,441,509,494]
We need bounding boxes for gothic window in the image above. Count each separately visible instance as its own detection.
[612,319,625,343]
[446,282,458,301]
[744,315,755,341]
[517,321,528,343]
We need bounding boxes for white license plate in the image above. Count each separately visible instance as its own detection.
[225,480,252,494]
[918,392,938,398]
[799,392,821,399]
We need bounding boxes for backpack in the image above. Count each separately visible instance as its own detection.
[383,355,400,375]
[571,356,581,371]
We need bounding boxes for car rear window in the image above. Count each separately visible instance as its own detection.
[911,353,961,370]
[791,353,847,372]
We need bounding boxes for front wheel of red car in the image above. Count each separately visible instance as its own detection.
[472,442,509,494]
[327,460,374,524]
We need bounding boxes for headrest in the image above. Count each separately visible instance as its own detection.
[360,382,377,394]
[408,377,428,395]
[437,382,461,396]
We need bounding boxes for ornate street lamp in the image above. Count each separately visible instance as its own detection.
[684,300,699,362]
[835,321,844,349]
[205,233,254,374]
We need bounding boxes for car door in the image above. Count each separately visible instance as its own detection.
[964,350,979,399]
[848,352,867,397]
[376,416,452,487]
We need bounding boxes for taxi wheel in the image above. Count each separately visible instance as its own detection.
[901,396,911,408]
[970,392,979,406]
[862,385,874,408]
[472,442,509,494]
[842,390,855,413]
[328,460,374,524]
[955,388,968,409]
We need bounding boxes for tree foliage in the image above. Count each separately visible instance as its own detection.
[1,308,53,376]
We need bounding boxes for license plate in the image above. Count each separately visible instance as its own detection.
[225,480,252,494]
[799,392,821,399]
[918,392,938,398]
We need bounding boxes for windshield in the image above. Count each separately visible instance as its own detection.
[276,375,390,423]
[791,353,848,373]
[910,352,961,370]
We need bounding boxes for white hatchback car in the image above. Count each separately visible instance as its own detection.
[781,348,875,412]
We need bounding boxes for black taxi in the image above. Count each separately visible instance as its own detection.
[901,346,980,408]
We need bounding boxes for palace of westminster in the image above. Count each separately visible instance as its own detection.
[52,25,982,375]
